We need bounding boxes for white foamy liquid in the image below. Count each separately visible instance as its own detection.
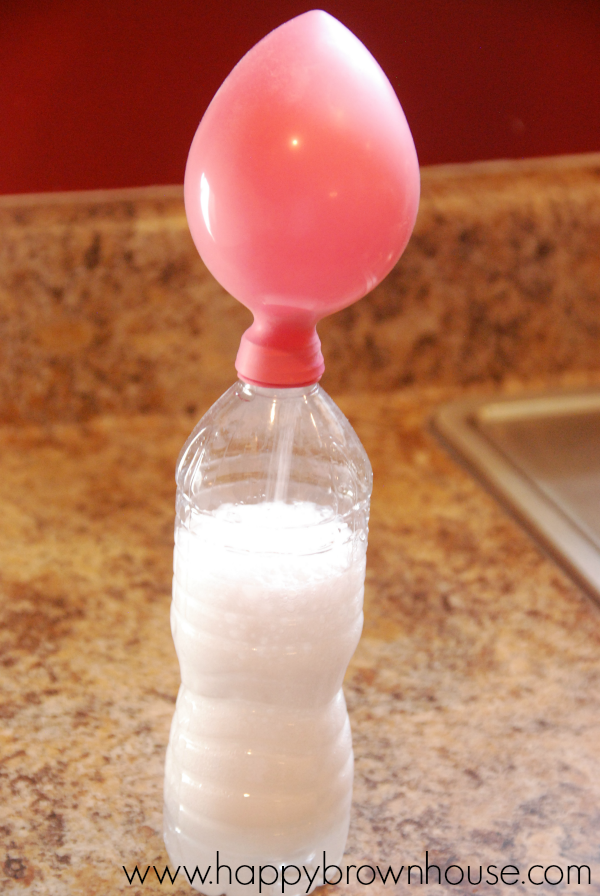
[164,501,366,896]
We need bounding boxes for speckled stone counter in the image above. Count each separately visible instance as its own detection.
[2,156,600,894]
[1,154,600,426]
[2,381,600,894]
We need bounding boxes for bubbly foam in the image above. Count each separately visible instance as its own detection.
[164,501,366,895]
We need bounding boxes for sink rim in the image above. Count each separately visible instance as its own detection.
[432,387,600,605]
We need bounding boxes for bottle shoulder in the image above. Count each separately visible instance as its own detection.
[176,382,372,516]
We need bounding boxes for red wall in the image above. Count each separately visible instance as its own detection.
[2,0,599,195]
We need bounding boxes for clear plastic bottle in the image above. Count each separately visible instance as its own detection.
[163,381,372,895]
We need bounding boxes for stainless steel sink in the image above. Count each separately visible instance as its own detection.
[432,389,600,604]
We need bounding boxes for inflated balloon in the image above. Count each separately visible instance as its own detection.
[185,9,420,386]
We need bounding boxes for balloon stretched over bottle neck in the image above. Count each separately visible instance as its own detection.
[235,309,324,388]
[184,9,420,388]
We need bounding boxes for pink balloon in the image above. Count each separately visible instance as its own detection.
[184,9,420,386]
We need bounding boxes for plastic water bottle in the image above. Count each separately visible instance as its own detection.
[163,381,372,892]
[163,9,419,894]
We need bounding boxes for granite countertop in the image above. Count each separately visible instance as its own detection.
[2,155,600,894]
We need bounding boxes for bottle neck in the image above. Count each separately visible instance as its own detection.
[237,380,320,399]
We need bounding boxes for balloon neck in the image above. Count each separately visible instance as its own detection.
[235,310,325,388]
